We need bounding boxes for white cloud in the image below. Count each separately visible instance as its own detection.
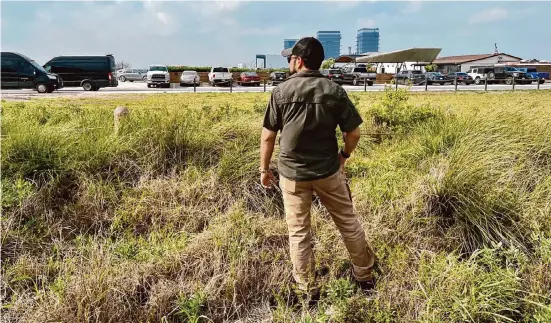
[356,18,376,28]
[35,12,53,23]
[334,1,360,10]
[190,1,242,17]
[401,0,423,14]
[240,26,282,36]
[469,7,508,25]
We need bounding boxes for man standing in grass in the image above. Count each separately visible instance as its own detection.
[259,37,376,298]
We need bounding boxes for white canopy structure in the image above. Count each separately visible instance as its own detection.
[355,48,442,64]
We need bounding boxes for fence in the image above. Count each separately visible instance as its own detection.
[177,74,548,93]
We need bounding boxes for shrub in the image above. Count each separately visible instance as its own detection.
[370,86,445,133]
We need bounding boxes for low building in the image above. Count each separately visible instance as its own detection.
[432,53,522,74]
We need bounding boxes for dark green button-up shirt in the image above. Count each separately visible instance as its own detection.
[263,70,363,181]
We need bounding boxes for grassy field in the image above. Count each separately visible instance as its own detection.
[2,89,551,322]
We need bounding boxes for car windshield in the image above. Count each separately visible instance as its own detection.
[31,60,48,73]
[244,72,258,76]
[411,70,423,74]
[457,73,468,75]
[275,72,286,76]
[183,71,196,75]
[433,72,443,76]
[213,67,229,72]
[505,67,518,72]
[149,66,168,72]
[328,69,342,74]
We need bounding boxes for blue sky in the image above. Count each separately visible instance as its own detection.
[2,1,550,68]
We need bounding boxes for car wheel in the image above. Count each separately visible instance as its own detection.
[367,81,373,86]
[82,81,93,91]
[352,78,358,86]
[539,79,545,84]
[36,83,48,93]
[474,77,481,85]
[143,76,147,82]
[505,77,513,85]
[119,76,126,82]
[488,72,495,80]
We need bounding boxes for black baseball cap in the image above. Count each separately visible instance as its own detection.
[281,37,325,64]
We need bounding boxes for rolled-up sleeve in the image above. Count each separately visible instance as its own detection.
[262,90,281,132]
[338,91,363,133]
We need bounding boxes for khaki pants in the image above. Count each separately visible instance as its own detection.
[279,170,375,292]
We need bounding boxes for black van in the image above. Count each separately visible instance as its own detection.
[1,52,63,93]
[43,55,118,91]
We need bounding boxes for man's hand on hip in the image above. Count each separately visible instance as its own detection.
[261,170,277,188]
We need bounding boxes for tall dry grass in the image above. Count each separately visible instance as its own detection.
[1,90,550,322]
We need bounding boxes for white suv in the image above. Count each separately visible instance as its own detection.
[147,65,170,88]
[467,67,493,85]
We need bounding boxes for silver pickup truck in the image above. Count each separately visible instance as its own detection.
[342,66,377,86]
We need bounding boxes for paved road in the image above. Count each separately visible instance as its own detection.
[2,81,550,99]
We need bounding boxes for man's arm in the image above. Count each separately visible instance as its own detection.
[260,127,277,170]
[342,127,361,156]
[260,90,280,188]
[338,90,363,166]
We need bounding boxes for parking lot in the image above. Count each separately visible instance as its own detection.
[1,80,549,100]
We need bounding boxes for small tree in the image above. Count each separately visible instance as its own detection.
[321,58,335,70]
[424,64,438,72]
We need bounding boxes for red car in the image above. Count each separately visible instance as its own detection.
[237,72,260,86]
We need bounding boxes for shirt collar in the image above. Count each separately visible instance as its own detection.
[287,70,323,79]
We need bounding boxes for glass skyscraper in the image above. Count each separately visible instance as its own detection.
[283,39,298,50]
[356,28,379,54]
[316,31,341,59]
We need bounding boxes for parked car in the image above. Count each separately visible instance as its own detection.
[484,66,528,85]
[208,67,232,86]
[269,71,287,85]
[1,52,63,93]
[321,68,353,84]
[43,55,117,91]
[180,70,200,86]
[424,72,447,85]
[118,69,147,82]
[237,72,260,86]
[342,66,376,86]
[514,67,548,84]
[146,65,170,88]
[446,72,474,85]
[393,70,425,85]
[466,66,494,85]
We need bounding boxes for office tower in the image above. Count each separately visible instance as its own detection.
[283,39,298,50]
[356,28,380,54]
[316,31,341,59]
